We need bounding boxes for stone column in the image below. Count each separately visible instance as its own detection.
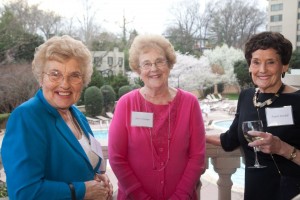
[211,157,241,200]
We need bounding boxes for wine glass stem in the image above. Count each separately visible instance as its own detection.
[253,147,261,168]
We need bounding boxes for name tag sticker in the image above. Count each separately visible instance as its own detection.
[131,111,153,127]
[265,106,294,127]
[90,134,104,159]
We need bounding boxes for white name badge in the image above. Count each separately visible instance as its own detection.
[90,133,104,159]
[90,133,106,171]
[265,106,294,127]
[131,111,153,127]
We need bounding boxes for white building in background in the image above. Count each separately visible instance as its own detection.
[91,47,125,76]
[266,0,300,51]
[266,0,300,89]
[283,69,300,89]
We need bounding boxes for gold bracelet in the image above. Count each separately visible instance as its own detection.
[289,146,297,161]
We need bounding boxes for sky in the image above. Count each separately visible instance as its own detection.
[26,0,268,35]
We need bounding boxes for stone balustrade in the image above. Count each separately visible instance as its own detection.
[0,140,242,200]
[101,143,243,200]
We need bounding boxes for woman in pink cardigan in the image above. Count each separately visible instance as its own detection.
[108,34,206,200]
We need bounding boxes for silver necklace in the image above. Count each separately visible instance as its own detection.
[143,93,171,171]
[67,111,83,140]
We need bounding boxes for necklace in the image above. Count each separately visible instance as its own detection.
[143,93,171,171]
[253,83,285,108]
[253,84,285,175]
[67,111,83,140]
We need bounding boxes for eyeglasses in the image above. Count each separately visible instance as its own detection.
[140,59,168,70]
[43,71,83,84]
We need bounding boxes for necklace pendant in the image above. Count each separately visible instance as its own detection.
[266,99,272,105]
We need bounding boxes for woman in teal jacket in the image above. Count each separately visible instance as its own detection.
[1,35,112,200]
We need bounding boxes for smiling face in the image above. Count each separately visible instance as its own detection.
[41,58,83,110]
[138,48,170,90]
[249,48,288,93]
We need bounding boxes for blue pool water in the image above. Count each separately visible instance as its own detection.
[93,124,245,189]
[213,119,233,129]
[93,129,108,140]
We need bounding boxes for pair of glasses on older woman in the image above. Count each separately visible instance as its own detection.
[43,71,83,84]
[140,59,168,70]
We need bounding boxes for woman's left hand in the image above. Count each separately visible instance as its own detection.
[94,173,113,198]
[248,131,282,154]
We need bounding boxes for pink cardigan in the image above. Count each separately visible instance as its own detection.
[108,89,206,200]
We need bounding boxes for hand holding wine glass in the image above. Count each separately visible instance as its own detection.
[242,120,266,168]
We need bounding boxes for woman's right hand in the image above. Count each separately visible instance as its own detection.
[84,180,110,200]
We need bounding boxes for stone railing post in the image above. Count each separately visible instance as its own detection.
[205,143,242,200]
[212,157,240,200]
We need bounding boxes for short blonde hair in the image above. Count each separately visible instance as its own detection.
[129,34,176,72]
[32,35,93,87]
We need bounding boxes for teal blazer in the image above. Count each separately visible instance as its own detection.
[1,89,101,200]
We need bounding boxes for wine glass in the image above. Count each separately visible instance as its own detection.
[242,120,266,168]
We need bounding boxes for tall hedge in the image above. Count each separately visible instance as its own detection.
[100,85,116,113]
[84,86,103,117]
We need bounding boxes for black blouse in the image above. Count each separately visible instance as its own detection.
[220,88,300,200]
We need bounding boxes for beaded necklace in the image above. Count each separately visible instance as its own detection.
[253,83,285,108]
[252,83,285,175]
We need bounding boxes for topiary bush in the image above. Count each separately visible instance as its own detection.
[0,113,10,129]
[100,85,116,114]
[84,86,103,117]
[131,84,141,90]
[0,182,7,198]
[118,85,132,98]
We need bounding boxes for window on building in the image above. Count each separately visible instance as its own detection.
[271,3,283,11]
[108,57,113,66]
[94,57,102,66]
[270,15,282,22]
[270,25,282,32]
[298,13,300,19]
[298,1,300,8]
[118,57,123,67]
[297,35,300,42]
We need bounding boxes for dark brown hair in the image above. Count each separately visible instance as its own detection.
[244,31,292,66]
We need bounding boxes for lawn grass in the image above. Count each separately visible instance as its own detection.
[223,93,239,100]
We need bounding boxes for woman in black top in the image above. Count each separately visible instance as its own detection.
[206,31,300,200]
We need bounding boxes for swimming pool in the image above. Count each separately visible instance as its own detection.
[212,119,234,131]
[93,129,108,140]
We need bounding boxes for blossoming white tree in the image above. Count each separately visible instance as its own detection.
[203,44,244,85]
[168,52,213,91]
[127,44,244,96]
[169,45,244,92]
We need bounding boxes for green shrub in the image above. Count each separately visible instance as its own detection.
[100,85,116,113]
[0,183,7,197]
[118,85,132,98]
[131,84,141,89]
[84,86,103,117]
[0,113,10,129]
